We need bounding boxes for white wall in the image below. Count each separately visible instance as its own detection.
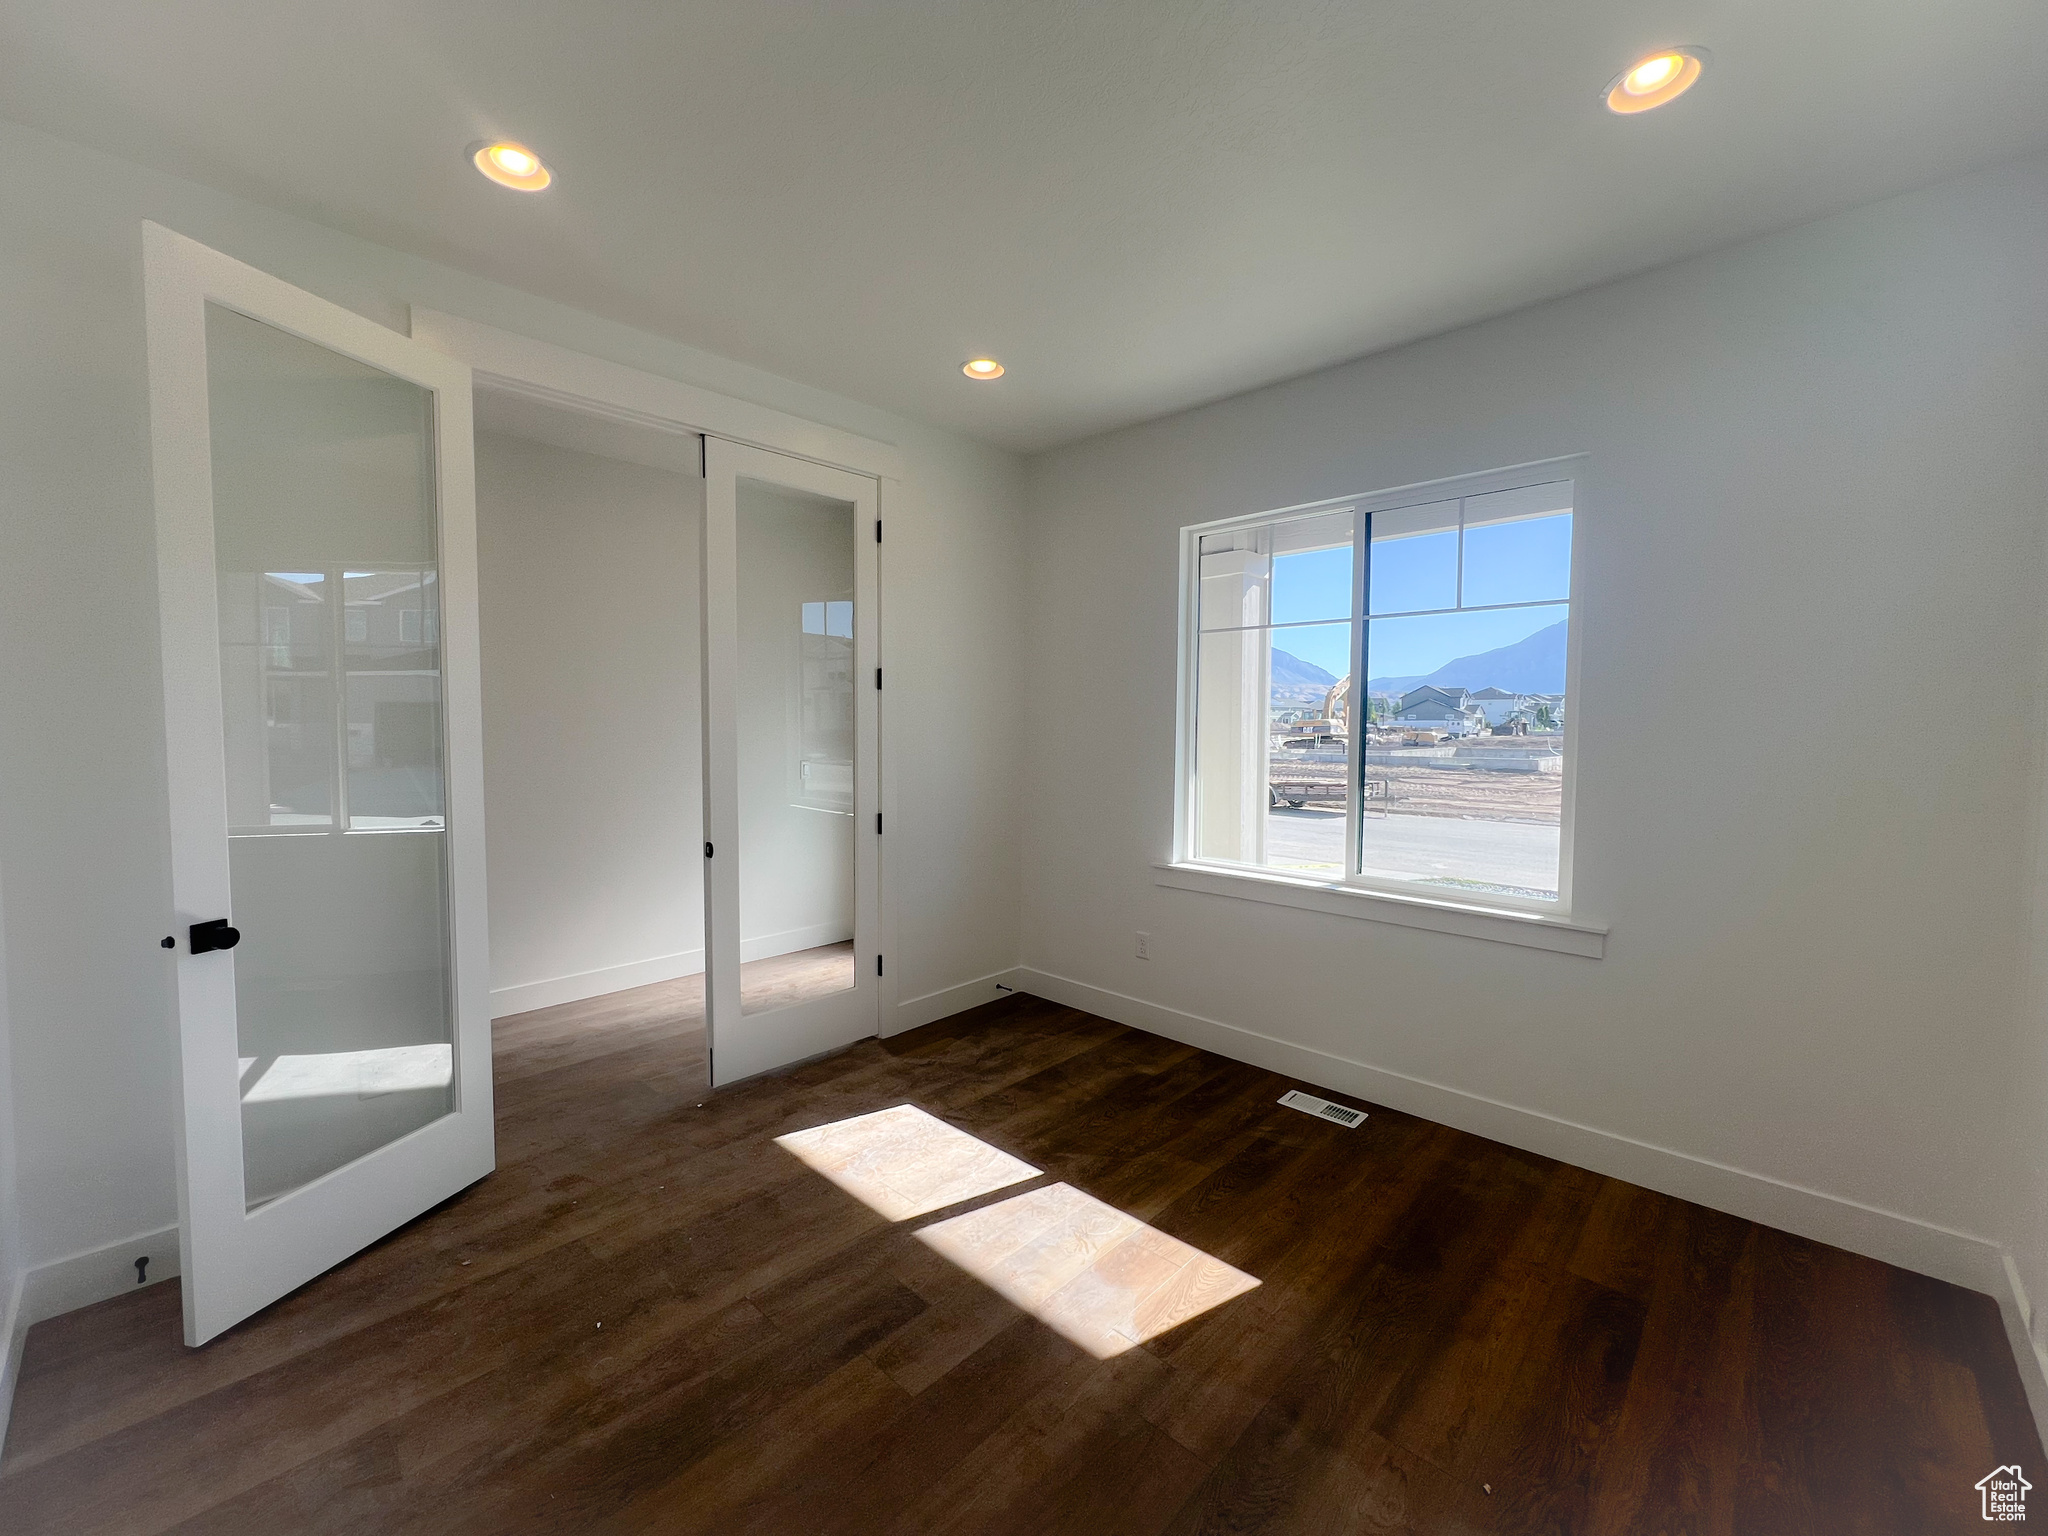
[475,430,706,1015]
[880,447,1028,1029]
[2010,512,2048,1398]
[1020,153,2048,1295]
[0,116,1024,1316]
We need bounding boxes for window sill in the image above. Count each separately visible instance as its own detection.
[1151,862,1606,958]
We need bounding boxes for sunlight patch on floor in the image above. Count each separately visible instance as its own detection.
[915,1182,1260,1358]
[773,1104,1040,1220]
[776,1106,1260,1358]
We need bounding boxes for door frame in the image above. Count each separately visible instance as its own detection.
[143,223,494,1345]
[407,310,906,1064]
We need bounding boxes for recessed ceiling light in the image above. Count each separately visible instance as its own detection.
[469,140,553,191]
[1603,46,1708,114]
[962,358,1005,380]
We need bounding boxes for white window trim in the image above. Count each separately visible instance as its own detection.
[1151,861,1604,958]
[1171,454,1594,950]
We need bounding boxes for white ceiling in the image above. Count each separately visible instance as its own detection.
[5,1,2045,452]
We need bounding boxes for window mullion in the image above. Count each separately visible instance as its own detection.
[1345,514,1368,880]
[1455,497,1466,607]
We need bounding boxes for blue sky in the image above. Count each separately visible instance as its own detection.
[1267,513,1570,679]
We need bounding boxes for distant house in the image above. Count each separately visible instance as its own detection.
[1393,685,1486,736]
[1468,686,1524,726]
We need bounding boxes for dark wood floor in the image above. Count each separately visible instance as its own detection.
[2,988,2038,1534]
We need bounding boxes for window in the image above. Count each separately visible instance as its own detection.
[1181,461,1578,910]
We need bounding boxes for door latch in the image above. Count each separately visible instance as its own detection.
[188,918,241,955]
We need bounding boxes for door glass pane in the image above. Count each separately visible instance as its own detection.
[206,303,453,1209]
[736,476,857,1015]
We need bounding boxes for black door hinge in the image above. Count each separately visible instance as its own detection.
[875,520,882,543]
[876,813,883,835]
[875,668,882,689]
[876,954,884,977]
[704,842,714,858]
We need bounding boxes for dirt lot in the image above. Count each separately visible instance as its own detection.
[1268,758,1561,824]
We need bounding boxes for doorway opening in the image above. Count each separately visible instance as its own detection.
[471,389,877,1079]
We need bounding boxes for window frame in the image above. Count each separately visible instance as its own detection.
[1172,454,1589,926]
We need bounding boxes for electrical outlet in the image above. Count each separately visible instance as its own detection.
[1135,932,1151,960]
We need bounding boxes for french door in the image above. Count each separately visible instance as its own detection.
[144,224,493,1345]
[701,439,881,1085]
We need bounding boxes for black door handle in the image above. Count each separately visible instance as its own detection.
[189,918,240,955]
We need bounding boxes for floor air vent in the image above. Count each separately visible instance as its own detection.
[1278,1089,1367,1128]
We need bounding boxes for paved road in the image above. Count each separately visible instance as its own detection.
[1262,807,1559,896]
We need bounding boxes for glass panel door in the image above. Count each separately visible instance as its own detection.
[207,304,455,1207]
[702,439,879,1086]
[146,223,492,1346]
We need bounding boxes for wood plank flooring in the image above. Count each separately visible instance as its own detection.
[2,988,2037,1533]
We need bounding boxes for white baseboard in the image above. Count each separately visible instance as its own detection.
[2,1224,181,1453]
[741,922,853,966]
[492,949,704,1019]
[0,1264,24,1460]
[1013,967,2006,1295]
[2000,1255,2048,1451]
[19,1224,181,1328]
[887,966,1023,1037]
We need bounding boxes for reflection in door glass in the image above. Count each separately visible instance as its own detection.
[233,571,335,825]
[343,568,445,829]
[206,303,454,1208]
[736,478,857,1015]
[797,599,854,813]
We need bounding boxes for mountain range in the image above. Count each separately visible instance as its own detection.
[1269,649,1338,692]
[1269,617,1567,699]
[1366,618,1567,696]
